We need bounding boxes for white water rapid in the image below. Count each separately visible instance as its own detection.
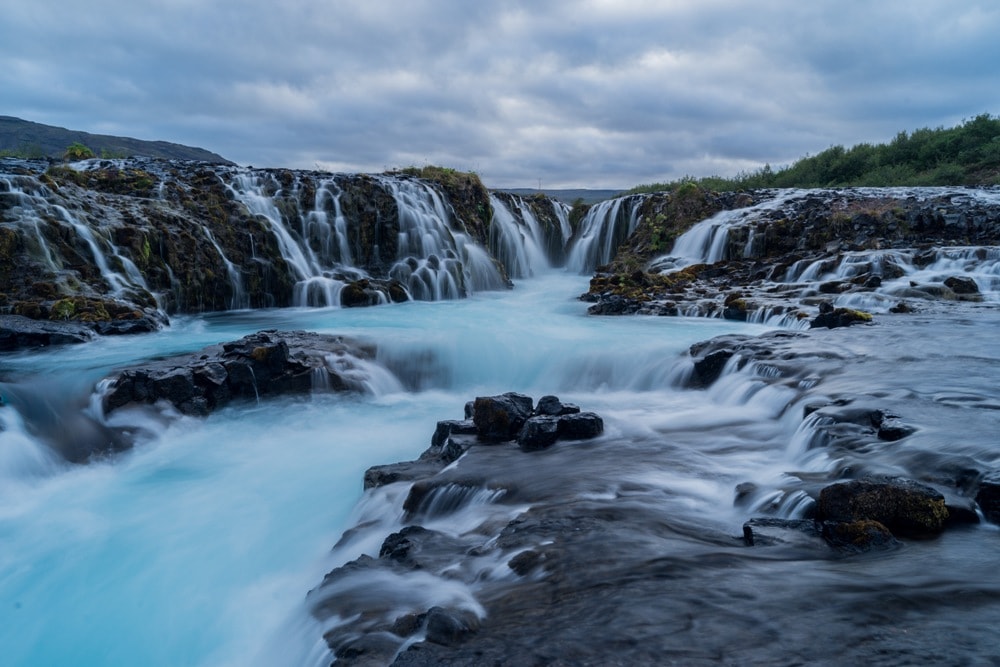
[0,270,777,666]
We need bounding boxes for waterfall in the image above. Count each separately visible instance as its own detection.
[378,177,507,299]
[487,194,550,278]
[226,172,345,307]
[201,226,248,310]
[566,194,645,273]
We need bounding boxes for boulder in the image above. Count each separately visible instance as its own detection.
[810,303,873,329]
[102,330,373,416]
[424,606,480,646]
[535,395,580,416]
[944,275,979,294]
[557,412,604,440]
[472,392,534,441]
[517,416,561,451]
[820,519,900,553]
[816,476,949,537]
[0,314,94,350]
[871,410,916,441]
[431,419,478,447]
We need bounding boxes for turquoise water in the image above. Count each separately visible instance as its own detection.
[0,272,763,666]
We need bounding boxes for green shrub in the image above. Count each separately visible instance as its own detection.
[64,143,96,160]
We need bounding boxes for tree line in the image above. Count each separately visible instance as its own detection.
[629,113,1000,193]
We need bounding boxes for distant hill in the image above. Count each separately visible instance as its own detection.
[0,116,233,163]
[496,188,622,205]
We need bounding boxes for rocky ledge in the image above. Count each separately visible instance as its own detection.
[100,330,377,418]
[583,186,1000,326]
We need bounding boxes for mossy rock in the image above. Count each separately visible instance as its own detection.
[817,476,949,538]
[821,519,900,553]
[810,305,873,329]
[50,298,76,320]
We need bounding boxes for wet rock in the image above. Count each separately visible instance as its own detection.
[378,526,469,570]
[871,410,916,441]
[472,392,534,441]
[431,419,477,447]
[517,415,561,451]
[689,348,735,388]
[102,330,372,416]
[810,303,873,329]
[944,275,980,294]
[424,606,479,646]
[974,472,1000,524]
[742,517,822,547]
[507,549,544,575]
[816,476,949,537]
[0,314,95,350]
[820,520,900,553]
[535,395,580,416]
[556,412,604,440]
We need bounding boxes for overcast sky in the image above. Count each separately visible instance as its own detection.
[3,1,999,188]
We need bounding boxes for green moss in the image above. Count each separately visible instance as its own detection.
[50,298,76,320]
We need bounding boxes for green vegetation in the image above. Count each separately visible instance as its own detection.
[100,147,130,159]
[628,113,1000,193]
[64,142,96,160]
[0,143,46,159]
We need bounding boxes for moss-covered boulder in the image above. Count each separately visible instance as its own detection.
[816,476,949,537]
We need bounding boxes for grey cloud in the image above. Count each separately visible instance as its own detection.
[2,1,999,187]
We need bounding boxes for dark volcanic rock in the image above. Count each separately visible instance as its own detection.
[431,419,478,447]
[424,606,480,646]
[472,392,534,441]
[556,412,604,440]
[820,519,901,553]
[944,275,980,294]
[517,415,561,451]
[871,409,917,441]
[101,330,375,416]
[0,314,95,350]
[975,472,1000,524]
[810,302,873,329]
[816,476,949,537]
[535,395,580,416]
[742,517,823,548]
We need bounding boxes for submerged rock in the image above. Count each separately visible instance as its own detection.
[820,519,900,553]
[974,472,1000,524]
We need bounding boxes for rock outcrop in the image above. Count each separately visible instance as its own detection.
[101,330,379,416]
[582,186,1000,324]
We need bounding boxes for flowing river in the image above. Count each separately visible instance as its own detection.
[0,271,771,666]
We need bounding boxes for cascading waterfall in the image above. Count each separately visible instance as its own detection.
[566,194,646,273]
[1,176,151,300]
[646,187,1000,315]
[201,226,248,310]
[1,162,574,319]
[487,194,551,278]
[378,177,508,299]
[227,172,346,307]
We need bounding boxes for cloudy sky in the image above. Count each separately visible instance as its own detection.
[3,1,999,188]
